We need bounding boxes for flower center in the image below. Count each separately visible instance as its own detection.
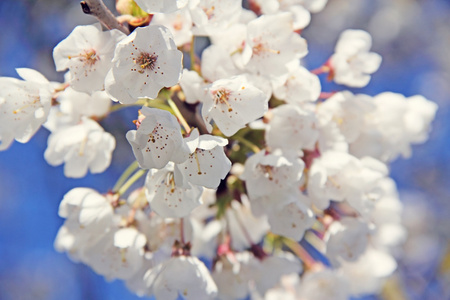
[259,164,274,180]
[134,52,158,74]
[252,38,280,56]
[68,49,99,66]
[213,89,233,112]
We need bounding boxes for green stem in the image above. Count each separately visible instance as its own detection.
[112,160,140,192]
[117,169,147,196]
[190,36,196,72]
[282,237,316,270]
[148,101,173,112]
[167,98,191,134]
[109,100,147,113]
[232,135,260,153]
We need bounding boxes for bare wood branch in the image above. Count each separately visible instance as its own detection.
[80,0,130,35]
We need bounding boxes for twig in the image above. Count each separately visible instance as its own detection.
[171,95,209,135]
[80,0,130,35]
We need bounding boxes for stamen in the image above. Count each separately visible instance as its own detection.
[327,176,341,189]
[120,249,127,263]
[13,98,40,114]
[79,137,88,156]
[259,165,274,180]
[134,52,158,74]
[194,151,202,175]
[148,133,156,143]
[166,172,176,193]
[252,41,280,55]
[214,89,233,112]
[68,49,99,66]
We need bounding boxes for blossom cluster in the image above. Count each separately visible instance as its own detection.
[0,0,438,299]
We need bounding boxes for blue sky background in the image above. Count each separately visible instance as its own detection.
[0,0,449,299]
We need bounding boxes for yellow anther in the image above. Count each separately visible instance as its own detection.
[166,172,176,193]
[214,89,233,112]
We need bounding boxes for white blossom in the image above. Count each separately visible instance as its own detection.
[5,2,440,300]
[242,12,308,77]
[307,151,387,212]
[150,7,193,46]
[297,269,350,300]
[326,217,370,266]
[44,88,111,132]
[176,129,232,189]
[179,69,206,104]
[299,0,329,13]
[208,23,250,70]
[214,251,302,299]
[145,255,218,299]
[201,75,268,136]
[145,163,203,218]
[272,64,321,104]
[54,188,115,262]
[105,25,183,104]
[317,91,374,143]
[330,29,382,87]
[0,73,52,150]
[339,247,397,296]
[83,228,146,280]
[265,104,319,153]
[252,0,312,30]
[134,0,188,14]
[241,150,305,200]
[126,106,191,169]
[189,0,243,35]
[53,23,125,93]
[225,198,270,251]
[350,92,438,162]
[44,118,115,178]
[267,196,315,241]
[201,45,241,82]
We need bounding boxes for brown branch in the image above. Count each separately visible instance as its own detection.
[80,0,130,35]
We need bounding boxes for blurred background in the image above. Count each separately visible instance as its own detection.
[0,0,449,299]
